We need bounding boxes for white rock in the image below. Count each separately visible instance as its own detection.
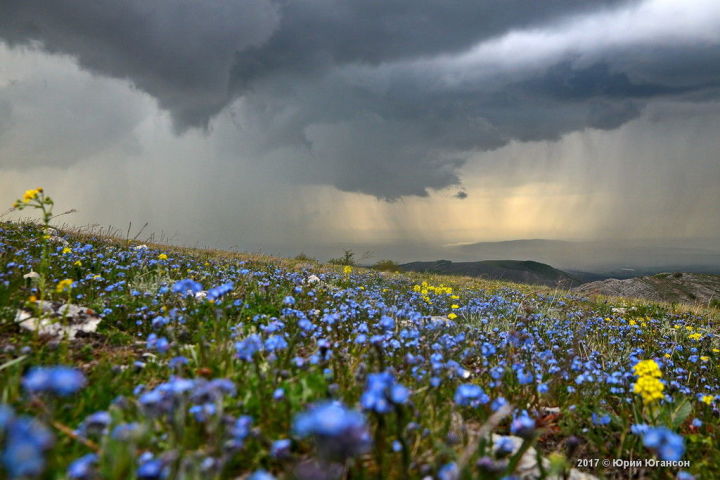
[134,244,149,250]
[16,301,102,339]
[48,235,69,246]
[307,274,321,284]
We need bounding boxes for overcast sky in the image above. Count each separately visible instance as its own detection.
[1,0,719,260]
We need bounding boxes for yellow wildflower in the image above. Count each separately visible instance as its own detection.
[700,356,709,362]
[22,188,42,203]
[74,260,82,267]
[343,265,352,274]
[633,359,662,378]
[158,253,168,260]
[62,247,72,254]
[447,312,457,320]
[701,395,714,405]
[451,304,459,309]
[450,295,460,300]
[56,278,74,293]
[689,333,702,341]
[664,353,671,358]
[633,376,665,404]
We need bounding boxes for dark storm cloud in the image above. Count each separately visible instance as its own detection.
[2,0,720,199]
[0,0,280,129]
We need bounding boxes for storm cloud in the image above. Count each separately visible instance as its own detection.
[1,0,720,200]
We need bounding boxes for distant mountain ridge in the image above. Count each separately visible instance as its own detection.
[575,272,720,305]
[398,259,579,287]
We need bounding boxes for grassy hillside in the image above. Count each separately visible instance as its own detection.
[1,212,719,479]
[399,259,579,287]
[576,273,720,306]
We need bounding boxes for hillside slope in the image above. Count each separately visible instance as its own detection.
[399,259,579,287]
[575,272,720,305]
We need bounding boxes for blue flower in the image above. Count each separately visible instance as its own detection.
[77,411,111,437]
[22,366,86,396]
[270,439,291,458]
[146,334,170,354]
[438,462,459,480]
[229,415,253,448]
[248,470,276,480]
[207,282,234,300]
[235,335,263,361]
[360,372,409,413]
[495,436,517,457]
[293,401,371,459]
[137,458,167,480]
[591,413,611,425]
[640,427,685,461]
[510,413,535,438]
[172,279,202,296]
[1,415,54,479]
[67,453,98,479]
[454,384,489,407]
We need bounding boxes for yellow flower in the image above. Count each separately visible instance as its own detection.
[633,359,662,378]
[451,304,459,309]
[701,395,715,405]
[633,376,665,404]
[663,353,671,358]
[73,260,82,267]
[685,326,694,331]
[450,295,460,300]
[22,188,42,203]
[713,348,720,353]
[343,265,352,274]
[447,312,457,320]
[688,333,702,341]
[56,278,74,293]
[158,253,168,260]
[629,319,637,326]
[62,247,72,254]
[700,356,709,362]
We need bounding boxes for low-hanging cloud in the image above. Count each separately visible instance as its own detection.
[1,0,720,199]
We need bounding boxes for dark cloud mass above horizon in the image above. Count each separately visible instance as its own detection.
[3,0,720,200]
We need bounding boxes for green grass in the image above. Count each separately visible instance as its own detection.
[0,219,719,479]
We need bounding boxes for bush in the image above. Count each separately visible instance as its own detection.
[328,250,356,266]
[372,259,401,272]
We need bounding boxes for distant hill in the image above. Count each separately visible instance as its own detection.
[398,259,579,287]
[575,272,720,305]
[452,238,720,273]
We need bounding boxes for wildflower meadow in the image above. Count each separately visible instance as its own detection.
[0,189,718,479]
